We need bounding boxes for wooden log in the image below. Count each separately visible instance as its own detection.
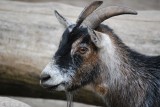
[0,0,160,106]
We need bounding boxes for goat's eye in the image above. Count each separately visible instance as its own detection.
[79,47,88,54]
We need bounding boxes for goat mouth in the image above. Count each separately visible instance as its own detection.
[47,84,60,90]
[45,82,66,91]
[41,83,61,91]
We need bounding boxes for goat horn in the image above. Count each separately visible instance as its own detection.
[82,6,137,29]
[76,1,103,27]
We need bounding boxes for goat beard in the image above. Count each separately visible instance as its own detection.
[66,91,73,107]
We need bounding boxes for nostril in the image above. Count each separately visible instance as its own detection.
[40,74,51,82]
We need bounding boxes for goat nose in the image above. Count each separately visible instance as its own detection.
[40,73,51,83]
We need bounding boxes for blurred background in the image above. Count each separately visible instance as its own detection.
[0,0,160,107]
[10,0,160,10]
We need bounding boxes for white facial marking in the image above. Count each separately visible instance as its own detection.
[41,61,65,90]
[41,61,76,91]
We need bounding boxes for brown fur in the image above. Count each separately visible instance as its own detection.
[71,37,100,86]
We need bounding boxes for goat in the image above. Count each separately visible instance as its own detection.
[40,1,160,107]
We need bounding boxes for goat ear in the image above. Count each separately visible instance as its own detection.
[54,10,73,31]
[88,27,109,48]
[88,27,102,47]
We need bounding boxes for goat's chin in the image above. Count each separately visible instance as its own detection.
[41,82,66,92]
[47,85,66,92]
[55,85,66,91]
